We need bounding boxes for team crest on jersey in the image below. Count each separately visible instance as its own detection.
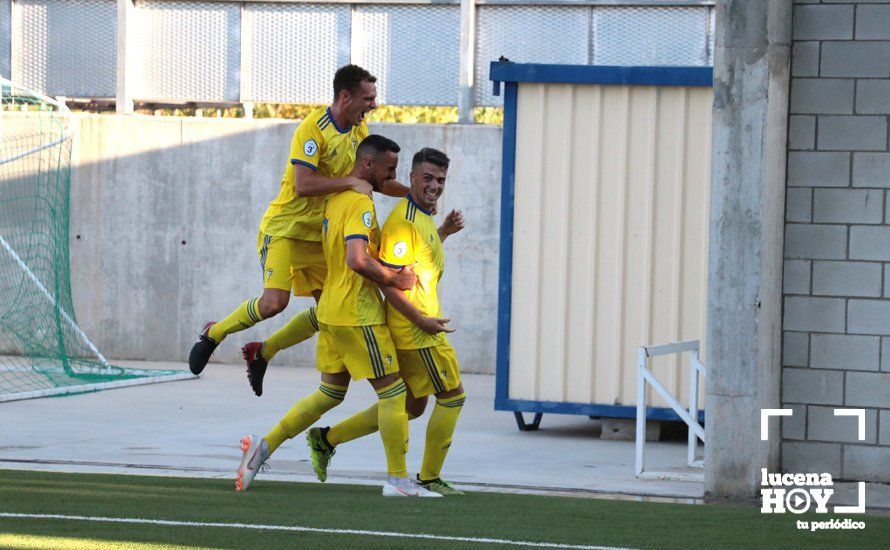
[352,137,358,150]
[362,212,372,228]
[393,241,408,258]
[303,139,318,157]
[385,354,392,364]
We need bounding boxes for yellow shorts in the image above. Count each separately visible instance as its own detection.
[397,339,462,398]
[257,233,326,297]
[316,322,399,380]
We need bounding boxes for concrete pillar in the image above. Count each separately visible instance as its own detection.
[705,0,791,498]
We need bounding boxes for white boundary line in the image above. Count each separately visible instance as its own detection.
[0,512,635,550]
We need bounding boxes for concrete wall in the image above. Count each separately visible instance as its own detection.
[782,0,890,482]
[705,0,791,498]
[67,115,502,374]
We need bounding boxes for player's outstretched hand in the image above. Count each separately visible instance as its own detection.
[348,176,373,197]
[391,265,417,291]
[417,316,455,335]
[440,209,465,237]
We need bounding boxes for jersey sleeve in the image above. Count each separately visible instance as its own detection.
[379,219,417,268]
[343,194,375,242]
[290,118,325,172]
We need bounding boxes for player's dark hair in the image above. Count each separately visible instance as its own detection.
[357,135,401,159]
[333,65,377,98]
[412,147,450,171]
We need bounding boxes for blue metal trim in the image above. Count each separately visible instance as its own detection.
[344,234,369,242]
[490,62,713,88]
[494,81,519,411]
[291,159,317,171]
[496,397,705,422]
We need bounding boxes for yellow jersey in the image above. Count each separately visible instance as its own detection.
[317,191,385,326]
[259,107,368,241]
[378,195,446,349]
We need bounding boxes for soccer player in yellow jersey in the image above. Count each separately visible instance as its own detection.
[236,136,440,497]
[188,65,407,394]
[304,147,468,496]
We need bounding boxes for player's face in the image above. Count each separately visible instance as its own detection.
[344,81,377,126]
[409,162,447,209]
[369,151,399,191]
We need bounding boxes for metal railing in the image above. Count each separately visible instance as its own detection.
[2,0,715,120]
[635,339,706,482]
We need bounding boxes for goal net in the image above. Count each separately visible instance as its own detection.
[0,78,192,401]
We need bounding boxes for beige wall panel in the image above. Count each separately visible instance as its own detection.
[564,85,600,405]
[677,88,712,407]
[620,87,658,405]
[592,86,630,404]
[508,83,545,400]
[508,81,712,411]
[684,88,713,357]
[536,84,574,402]
[647,88,687,407]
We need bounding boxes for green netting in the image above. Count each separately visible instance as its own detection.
[0,79,192,401]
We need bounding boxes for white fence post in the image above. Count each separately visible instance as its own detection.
[635,347,647,477]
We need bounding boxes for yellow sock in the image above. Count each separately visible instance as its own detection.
[261,307,319,361]
[376,379,409,478]
[327,404,418,447]
[264,383,346,454]
[420,392,466,482]
[208,298,263,343]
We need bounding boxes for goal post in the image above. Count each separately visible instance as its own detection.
[0,78,194,401]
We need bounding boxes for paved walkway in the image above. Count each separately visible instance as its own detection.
[2,361,886,509]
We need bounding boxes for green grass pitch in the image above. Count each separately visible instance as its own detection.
[0,469,887,549]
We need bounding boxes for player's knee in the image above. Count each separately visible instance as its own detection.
[371,372,402,392]
[406,395,428,418]
[259,292,289,317]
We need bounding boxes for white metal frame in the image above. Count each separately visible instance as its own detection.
[635,339,706,481]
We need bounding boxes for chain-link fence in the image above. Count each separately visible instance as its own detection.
[2,0,715,110]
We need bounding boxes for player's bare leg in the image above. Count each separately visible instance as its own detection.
[190,287,289,375]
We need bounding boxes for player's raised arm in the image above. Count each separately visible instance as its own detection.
[380,178,410,197]
[345,238,416,290]
[293,164,372,197]
[437,209,465,242]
